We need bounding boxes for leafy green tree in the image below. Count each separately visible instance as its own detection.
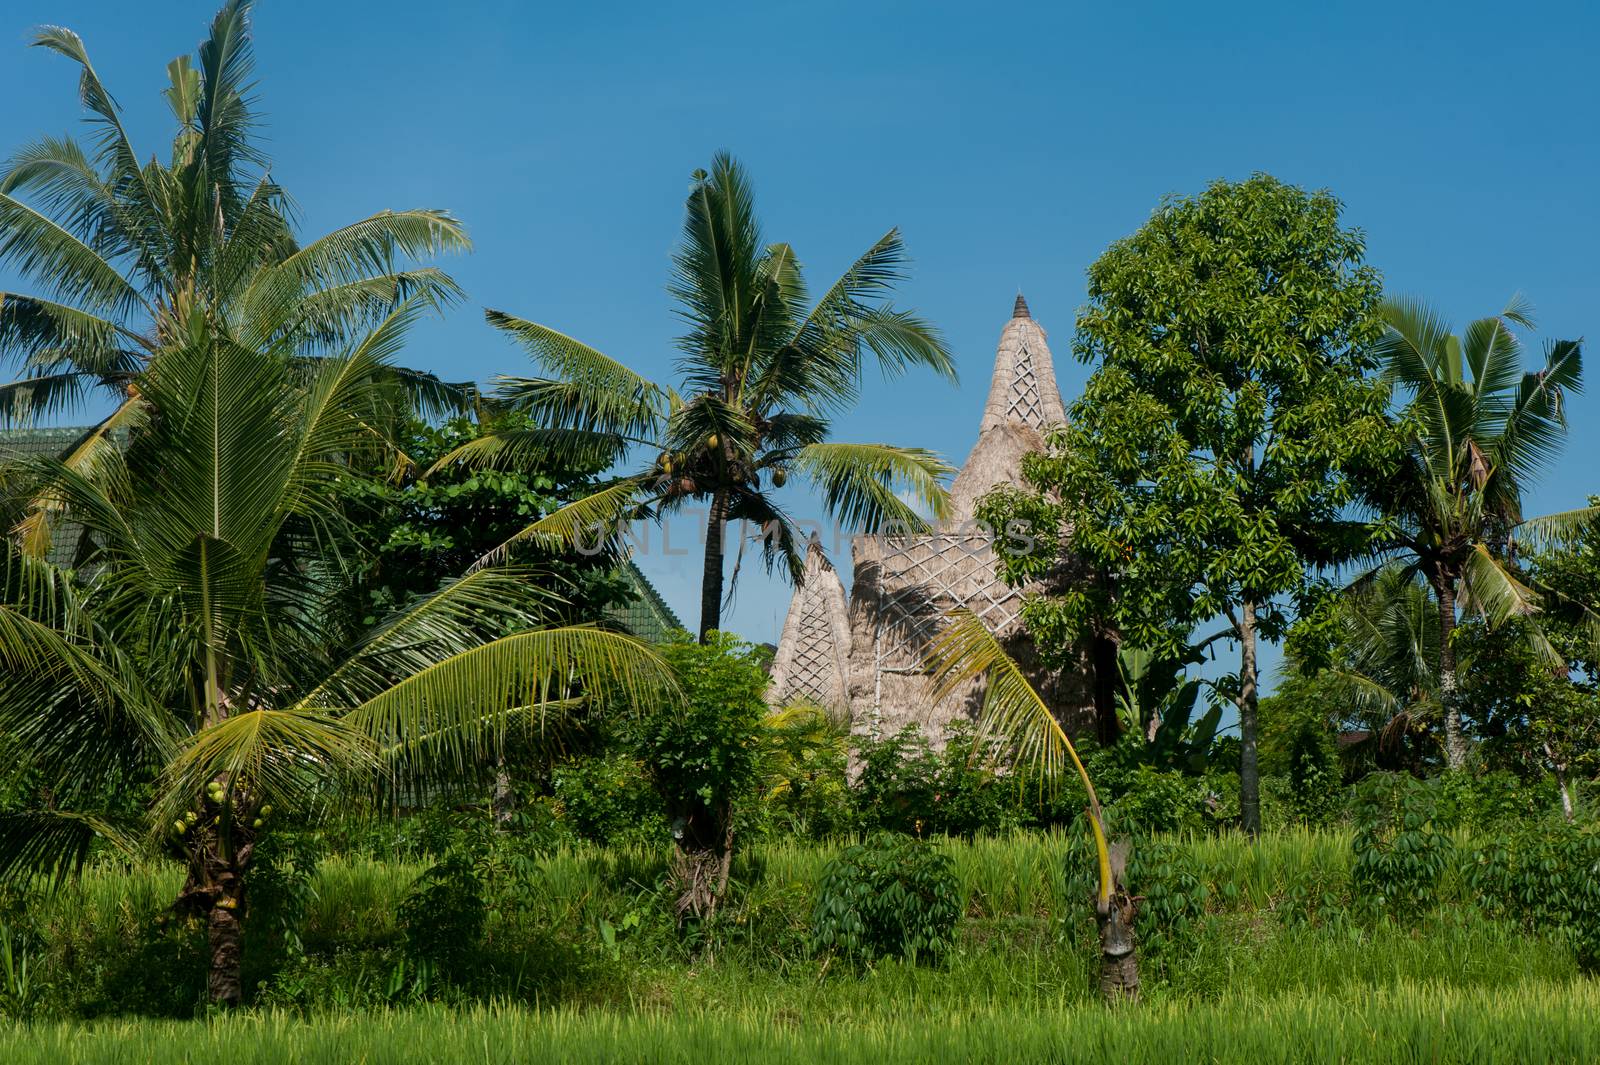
[1460,618,1598,820]
[1458,504,1600,818]
[0,0,470,501]
[628,632,768,921]
[1372,296,1588,768]
[982,175,1395,833]
[0,323,672,1005]
[334,412,632,631]
[441,154,956,639]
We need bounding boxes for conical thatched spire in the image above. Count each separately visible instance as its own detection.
[945,296,1068,521]
[767,539,853,711]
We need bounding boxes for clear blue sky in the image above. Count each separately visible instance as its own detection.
[3,1,1596,690]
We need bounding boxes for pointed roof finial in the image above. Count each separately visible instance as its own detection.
[1012,293,1030,319]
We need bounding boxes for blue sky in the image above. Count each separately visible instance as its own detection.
[2,0,1596,690]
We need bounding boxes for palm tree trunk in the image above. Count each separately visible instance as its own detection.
[1437,576,1466,770]
[1095,839,1139,1000]
[670,803,734,923]
[1096,898,1140,999]
[1238,596,1261,836]
[698,487,729,643]
[176,827,252,1007]
[206,902,244,1006]
[1547,742,1574,821]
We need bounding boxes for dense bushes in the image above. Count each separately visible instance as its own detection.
[2,824,1597,1020]
[810,834,960,963]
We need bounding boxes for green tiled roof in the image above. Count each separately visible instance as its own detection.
[0,425,91,461]
[609,561,686,644]
[0,426,102,569]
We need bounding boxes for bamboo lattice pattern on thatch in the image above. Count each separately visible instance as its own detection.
[769,297,1093,742]
[768,540,853,710]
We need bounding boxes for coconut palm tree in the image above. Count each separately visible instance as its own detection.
[1309,565,1441,763]
[1375,295,1590,768]
[442,154,956,639]
[0,313,674,1005]
[924,610,1137,1001]
[0,1,471,462]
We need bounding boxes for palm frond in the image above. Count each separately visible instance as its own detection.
[470,475,651,566]
[157,707,375,829]
[0,193,143,314]
[299,566,556,708]
[347,625,676,777]
[277,209,470,291]
[923,609,1111,904]
[793,442,952,532]
[487,310,666,439]
[1512,506,1600,553]
[1460,543,1540,625]
[0,810,140,886]
[430,426,626,474]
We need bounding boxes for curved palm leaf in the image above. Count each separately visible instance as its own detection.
[924,609,1112,906]
[793,442,952,532]
[346,625,676,775]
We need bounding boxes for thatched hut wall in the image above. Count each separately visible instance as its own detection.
[768,540,853,711]
[768,296,1094,743]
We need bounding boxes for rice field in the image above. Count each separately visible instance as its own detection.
[2,981,1596,1064]
[1,828,1593,1061]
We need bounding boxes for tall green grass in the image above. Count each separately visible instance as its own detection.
[0,827,1581,1021]
[2,981,1595,1063]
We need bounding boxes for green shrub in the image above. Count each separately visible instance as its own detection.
[1286,716,1342,825]
[851,724,1021,838]
[758,705,853,841]
[1107,767,1205,835]
[1465,817,1600,971]
[810,834,960,963]
[550,751,666,848]
[241,831,322,994]
[397,853,486,985]
[1350,774,1452,921]
[1126,840,1210,959]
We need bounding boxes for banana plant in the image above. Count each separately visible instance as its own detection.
[1116,646,1221,774]
[925,611,1138,1001]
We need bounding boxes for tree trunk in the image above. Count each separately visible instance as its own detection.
[491,755,515,831]
[1238,596,1261,836]
[697,488,729,643]
[174,787,255,1007]
[206,902,243,1007]
[1437,577,1466,770]
[1096,839,1139,1001]
[1096,900,1140,1001]
[176,837,251,1007]
[670,804,734,923]
[1547,742,1574,821]
[1090,632,1122,746]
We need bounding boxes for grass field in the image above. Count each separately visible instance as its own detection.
[2,982,1597,1063]
[0,828,1593,1061]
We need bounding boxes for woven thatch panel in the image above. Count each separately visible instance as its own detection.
[768,541,853,710]
[769,296,1095,742]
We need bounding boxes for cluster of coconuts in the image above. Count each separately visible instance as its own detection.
[657,437,789,487]
[170,781,273,836]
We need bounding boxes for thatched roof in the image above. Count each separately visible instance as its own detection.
[946,294,1067,521]
[768,539,853,710]
[768,296,1089,740]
